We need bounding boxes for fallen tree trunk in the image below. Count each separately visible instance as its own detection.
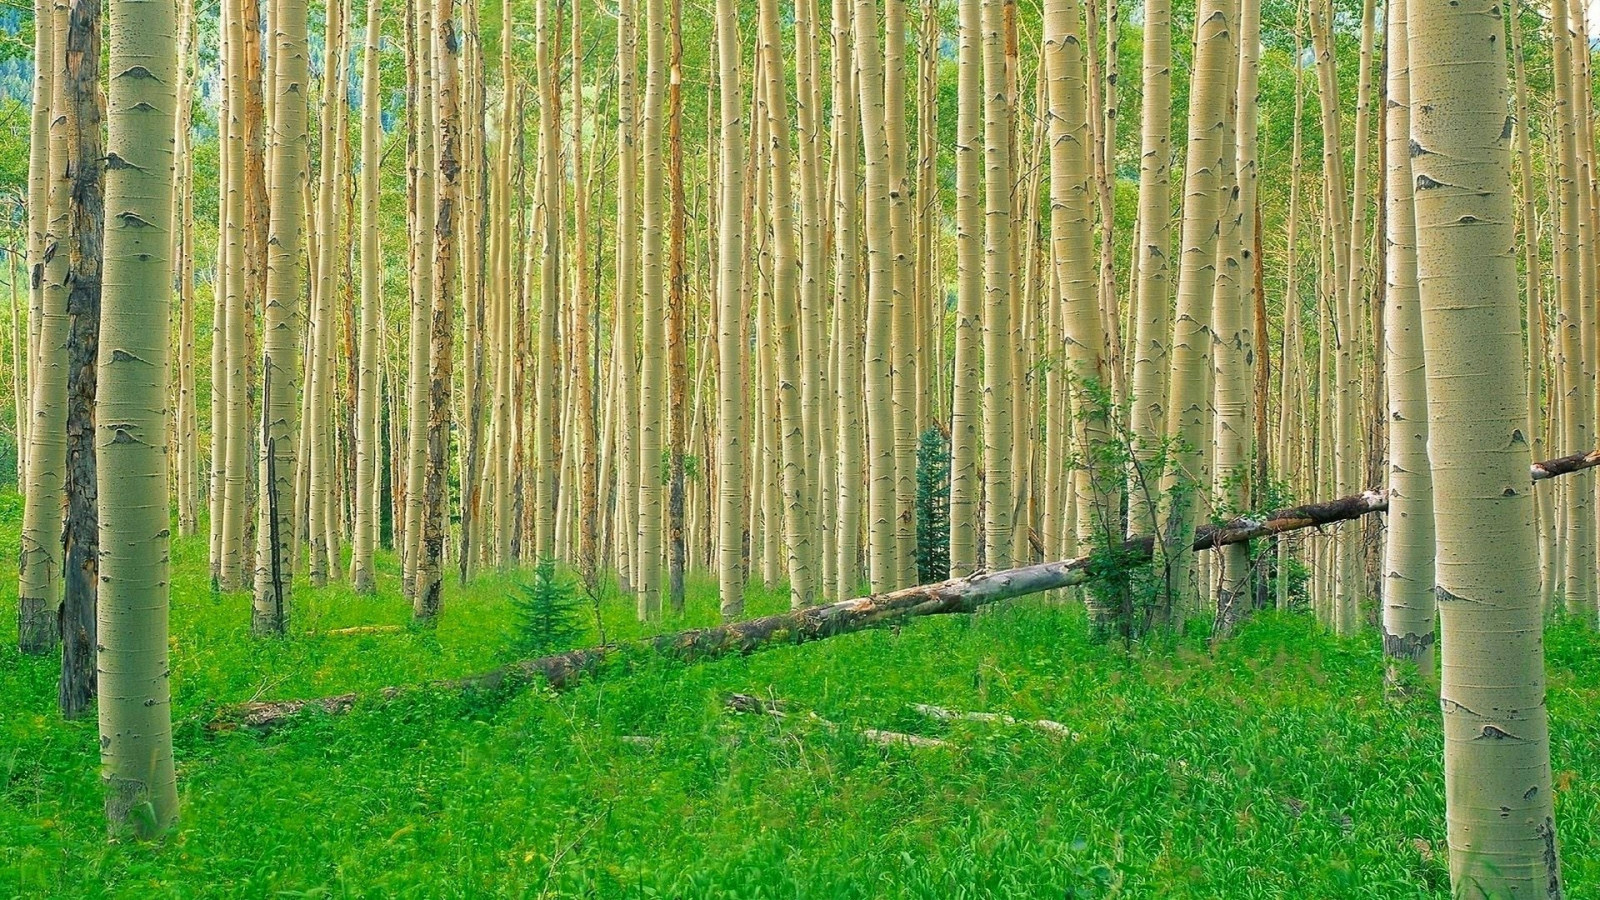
[211,448,1600,733]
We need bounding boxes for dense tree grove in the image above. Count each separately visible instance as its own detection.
[4,0,1598,892]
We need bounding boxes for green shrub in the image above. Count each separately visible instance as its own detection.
[507,558,584,656]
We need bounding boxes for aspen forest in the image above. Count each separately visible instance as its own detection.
[8,0,1600,893]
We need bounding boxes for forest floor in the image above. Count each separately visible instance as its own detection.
[2,496,1599,897]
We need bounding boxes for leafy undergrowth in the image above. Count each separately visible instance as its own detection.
[2,505,1598,896]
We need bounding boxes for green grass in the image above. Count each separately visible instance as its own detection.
[2,495,1598,897]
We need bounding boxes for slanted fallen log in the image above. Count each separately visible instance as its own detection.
[210,447,1600,734]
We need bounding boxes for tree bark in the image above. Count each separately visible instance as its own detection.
[1410,0,1565,887]
[59,0,103,718]
[98,0,180,834]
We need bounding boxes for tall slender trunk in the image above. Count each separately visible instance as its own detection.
[19,0,67,654]
[884,0,917,587]
[855,0,896,592]
[1508,0,1556,614]
[352,0,383,593]
[59,0,104,717]
[979,0,1014,573]
[757,0,816,608]
[1551,0,1593,619]
[21,0,49,503]
[615,0,639,590]
[1213,0,1259,627]
[416,0,460,618]
[401,0,437,602]
[636,0,667,617]
[1126,0,1171,539]
[832,0,863,599]
[667,0,689,612]
[534,0,561,562]
[307,0,346,587]
[254,0,310,635]
[97,0,180,834]
[572,3,597,575]
[949,0,982,575]
[714,0,746,618]
[1409,0,1564,889]
[1378,0,1435,685]
[173,0,198,539]
[1044,0,1115,624]
[1156,0,1234,621]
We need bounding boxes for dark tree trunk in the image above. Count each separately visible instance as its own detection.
[59,0,103,719]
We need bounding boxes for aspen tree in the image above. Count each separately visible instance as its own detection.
[173,0,198,539]
[417,0,460,618]
[885,0,917,586]
[19,0,67,654]
[458,0,487,580]
[949,0,982,575]
[1507,0,1556,613]
[10,255,25,490]
[22,0,49,491]
[489,0,516,569]
[307,0,346,587]
[1378,0,1435,685]
[1083,0,1120,404]
[615,0,640,590]
[817,0,843,598]
[637,0,667,617]
[1331,0,1377,633]
[535,0,561,562]
[1156,0,1234,618]
[757,0,816,608]
[352,0,383,593]
[714,0,746,619]
[854,0,897,591]
[832,0,864,599]
[97,0,180,832]
[667,0,688,612]
[1409,0,1564,888]
[60,0,105,717]
[1213,0,1259,624]
[980,0,1015,573]
[255,0,310,634]
[1275,0,1307,611]
[1550,0,1592,618]
[572,2,598,573]
[402,0,437,602]
[1127,0,1171,537]
[795,0,824,529]
[1044,0,1115,622]
[209,6,231,585]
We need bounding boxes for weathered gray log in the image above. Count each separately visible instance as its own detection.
[726,693,950,749]
[210,447,1600,734]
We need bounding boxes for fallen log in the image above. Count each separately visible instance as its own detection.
[325,625,405,637]
[726,693,950,749]
[909,703,1075,738]
[210,447,1600,733]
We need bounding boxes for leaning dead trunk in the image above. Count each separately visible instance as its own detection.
[214,447,1600,734]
